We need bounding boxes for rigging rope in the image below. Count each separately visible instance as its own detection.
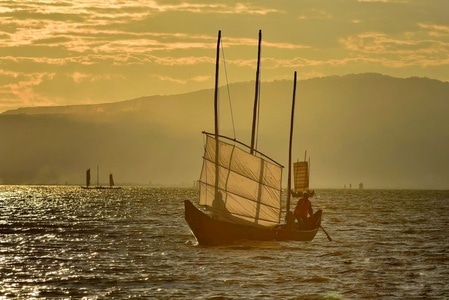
[220,40,236,139]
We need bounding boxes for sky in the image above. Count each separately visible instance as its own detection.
[0,0,449,113]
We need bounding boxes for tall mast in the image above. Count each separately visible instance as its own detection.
[308,156,311,188]
[286,71,297,215]
[214,30,221,197]
[250,30,262,154]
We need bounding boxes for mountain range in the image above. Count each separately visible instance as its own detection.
[1,73,448,189]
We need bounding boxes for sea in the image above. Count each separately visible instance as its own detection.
[0,186,448,299]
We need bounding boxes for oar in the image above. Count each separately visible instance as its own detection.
[320,225,332,242]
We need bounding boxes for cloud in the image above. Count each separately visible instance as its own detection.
[297,9,332,20]
[152,73,212,85]
[151,55,212,66]
[144,2,280,15]
[191,75,210,82]
[0,72,58,109]
[419,23,449,37]
[152,75,188,85]
[0,0,449,113]
[71,72,88,84]
[339,28,449,68]
[341,32,416,53]
[0,68,19,78]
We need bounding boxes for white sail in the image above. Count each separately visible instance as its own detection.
[293,161,309,193]
[199,135,282,228]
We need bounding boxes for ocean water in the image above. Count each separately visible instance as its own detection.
[0,186,448,299]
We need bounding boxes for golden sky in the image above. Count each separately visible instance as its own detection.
[1,0,448,113]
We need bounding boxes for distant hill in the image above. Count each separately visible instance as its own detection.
[1,73,449,189]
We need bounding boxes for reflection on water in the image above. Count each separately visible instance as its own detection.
[0,186,448,298]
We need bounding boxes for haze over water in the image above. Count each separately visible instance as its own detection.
[1,186,448,298]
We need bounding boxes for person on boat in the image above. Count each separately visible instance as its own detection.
[212,191,225,211]
[293,192,314,227]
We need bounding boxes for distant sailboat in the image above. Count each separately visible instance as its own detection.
[85,168,91,188]
[96,165,100,188]
[109,173,114,188]
[293,159,309,194]
[292,153,314,197]
[81,166,120,189]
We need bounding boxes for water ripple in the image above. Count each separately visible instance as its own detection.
[1,186,448,298]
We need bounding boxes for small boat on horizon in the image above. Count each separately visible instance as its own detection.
[81,166,121,189]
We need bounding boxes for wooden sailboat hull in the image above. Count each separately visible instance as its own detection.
[184,200,321,245]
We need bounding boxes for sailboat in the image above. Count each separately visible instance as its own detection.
[81,166,120,189]
[184,30,324,245]
[107,172,122,189]
[109,173,114,188]
[84,168,91,188]
[292,153,314,198]
[80,168,93,189]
